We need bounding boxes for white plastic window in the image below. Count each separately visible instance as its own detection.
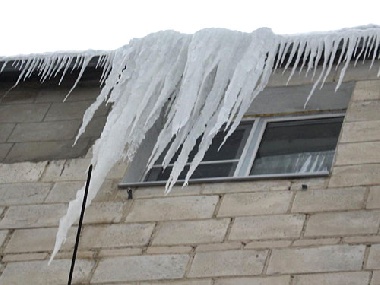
[120,113,344,186]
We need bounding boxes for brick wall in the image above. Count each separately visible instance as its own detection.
[0,79,379,284]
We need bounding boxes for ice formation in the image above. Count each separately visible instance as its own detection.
[1,26,380,261]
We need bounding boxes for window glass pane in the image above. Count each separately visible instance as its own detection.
[203,123,252,161]
[145,162,238,182]
[156,122,253,164]
[250,117,343,175]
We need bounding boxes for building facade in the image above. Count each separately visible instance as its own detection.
[0,57,379,285]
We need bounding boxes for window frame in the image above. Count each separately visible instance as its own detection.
[119,112,345,187]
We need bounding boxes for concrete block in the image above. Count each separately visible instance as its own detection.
[329,164,380,187]
[80,115,107,138]
[130,185,202,199]
[105,161,128,179]
[35,88,70,103]
[196,242,242,252]
[367,244,380,269]
[229,215,305,240]
[215,276,291,285]
[2,253,48,262]
[6,228,60,253]
[0,204,67,229]
[217,191,293,217]
[93,179,117,202]
[92,255,190,283]
[42,159,91,182]
[1,88,37,104]
[0,259,93,284]
[5,139,91,163]
[36,87,100,102]
[140,280,212,285]
[367,186,380,209]
[0,161,46,183]
[0,230,8,247]
[8,120,81,142]
[68,87,101,101]
[292,272,370,285]
[82,202,125,224]
[372,271,380,285]
[244,240,292,249]
[346,100,380,122]
[267,245,365,274]
[5,227,77,253]
[305,211,380,237]
[0,123,15,142]
[146,246,193,255]
[44,101,92,121]
[292,238,340,247]
[292,187,366,212]
[99,248,143,257]
[0,103,50,123]
[0,143,12,160]
[55,250,95,260]
[152,219,230,245]
[125,196,218,222]
[80,223,155,248]
[335,142,380,165]
[290,178,328,191]
[45,179,115,203]
[352,80,380,101]
[43,158,122,182]
[45,181,85,202]
[0,183,51,205]
[343,236,380,244]
[340,120,380,143]
[202,180,290,194]
[188,249,267,277]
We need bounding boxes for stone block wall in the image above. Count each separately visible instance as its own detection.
[0,84,107,163]
[0,79,379,284]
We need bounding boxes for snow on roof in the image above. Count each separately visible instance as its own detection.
[2,26,377,261]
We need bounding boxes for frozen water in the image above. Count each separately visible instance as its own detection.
[2,26,380,261]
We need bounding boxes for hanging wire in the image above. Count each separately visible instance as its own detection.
[68,164,93,285]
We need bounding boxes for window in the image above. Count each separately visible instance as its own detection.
[120,113,344,186]
[145,121,254,182]
[249,116,344,176]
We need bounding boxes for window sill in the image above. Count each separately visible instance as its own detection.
[118,171,330,189]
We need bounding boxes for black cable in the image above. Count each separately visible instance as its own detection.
[68,164,93,285]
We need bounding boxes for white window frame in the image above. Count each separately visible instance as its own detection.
[119,112,344,187]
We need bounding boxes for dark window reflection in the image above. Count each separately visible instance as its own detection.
[145,162,238,181]
[250,117,343,175]
[155,122,252,164]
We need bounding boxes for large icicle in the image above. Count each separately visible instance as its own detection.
[2,26,380,262]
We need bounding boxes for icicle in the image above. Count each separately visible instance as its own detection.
[283,39,300,75]
[288,39,306,82]
[335,37,349,69]
[304,35,334,107]
[336,33,361,90]
[371,34,380,68]
[2,26,380,262]
[0,61,7,73]
[299,40,312,73]
[274,38,287,71]
[321,36,340,88]
[58,56,74,85]
[63,54,94,101]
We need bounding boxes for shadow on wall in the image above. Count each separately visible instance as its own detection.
[0,69,109,163]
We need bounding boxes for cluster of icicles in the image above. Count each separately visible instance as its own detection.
[2,26,380,261]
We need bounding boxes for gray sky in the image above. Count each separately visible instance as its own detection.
[1,0,380,56]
